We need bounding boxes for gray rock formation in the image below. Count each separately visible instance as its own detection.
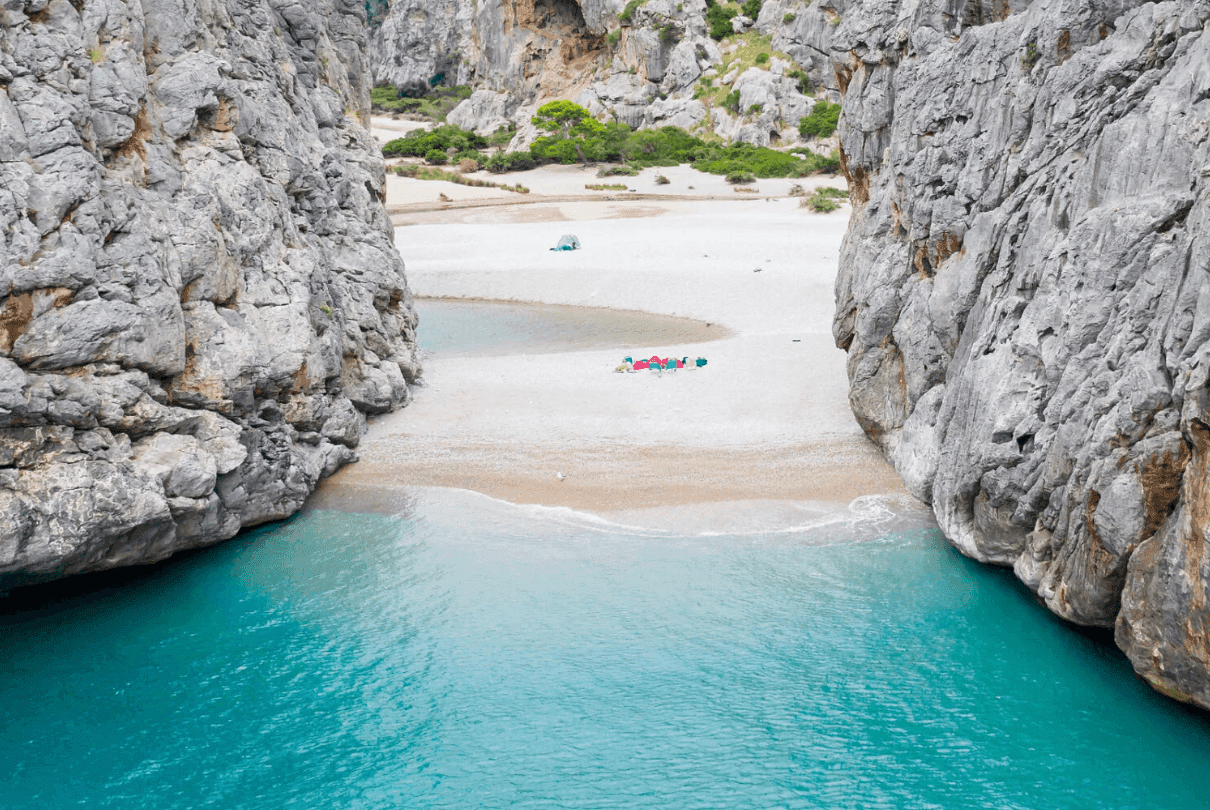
[0,0,418,587]
[832,0,1210,707]
[370,0,844,146]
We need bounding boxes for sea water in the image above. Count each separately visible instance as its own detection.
[2,488,1209,809]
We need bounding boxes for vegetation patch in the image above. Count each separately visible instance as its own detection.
[489,124,515,147]
[801,187,845,211]
[598,165,640,176]
[485,151,538,173]
[618,0,647,24]
[381,106,844,183]
[692,32,792,112]
[585,183,629,191]
[798,100,840,138]
[393,163,527,192]
[383,125,488,163]
[371,83,474,121]
[706,3,738,39]
[707,0,763,39]
[787,68,814,96]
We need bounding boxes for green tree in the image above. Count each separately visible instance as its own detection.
[531,101,606,164]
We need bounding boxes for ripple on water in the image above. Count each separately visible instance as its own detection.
[2,488,1209,809]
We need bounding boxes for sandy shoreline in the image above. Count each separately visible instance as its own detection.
[321,119,910,515]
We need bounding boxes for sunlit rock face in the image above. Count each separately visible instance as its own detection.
[832,0,1210,707]
[0,0,419,587]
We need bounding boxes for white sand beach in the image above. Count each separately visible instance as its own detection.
[320,119,908,513]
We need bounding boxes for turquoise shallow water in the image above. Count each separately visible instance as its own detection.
[2,488,1209,809]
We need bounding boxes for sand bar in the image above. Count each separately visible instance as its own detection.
[321,149,909,514]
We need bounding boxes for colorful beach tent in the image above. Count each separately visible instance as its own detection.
[620,355,706,371]
[550,234,581,251]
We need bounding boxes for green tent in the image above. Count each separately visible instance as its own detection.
[550,234,581,251]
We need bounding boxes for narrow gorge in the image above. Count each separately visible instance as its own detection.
[3,0,1210,718]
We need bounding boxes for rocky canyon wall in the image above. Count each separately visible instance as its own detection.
[370,0,848,146]
[832,0,1210,707]
[0,0,418,587]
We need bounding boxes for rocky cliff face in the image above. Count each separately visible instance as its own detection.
[0,0,418,587]
[832,0,1210,707]
[370,0,845,146]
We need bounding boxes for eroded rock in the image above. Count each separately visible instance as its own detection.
[832,0,1210,707]
[0,0,418,588]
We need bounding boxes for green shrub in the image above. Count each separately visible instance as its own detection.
[787,68,814,96]
[816,186,848,199]
[606,30,621,47]
[747,103,763,115]
[621,125,700,167]
[783,12,795,23]
[371,85,401,107]
[484,151,537,173]
[585,183,628,191]
[655,174,670,185]
[452,149,487,164]
[726,169,756,183]
[618,0,643,24]
[798,100,841,138]
[490,125,514,147]
[741,0,762,18]
[706,4,737,39]
[723,89,741,113]
[754,52,769,64]
[659,23,676,44]
[424,148,449,165]
[1021,41,1040,70]
[381,124,489,158]
[598,165,640,176]
[802,189,840,212]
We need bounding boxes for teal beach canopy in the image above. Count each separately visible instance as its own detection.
[550,234,581,251]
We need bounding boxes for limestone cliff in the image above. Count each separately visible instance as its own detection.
[0,0,418,587]
[832,0,1210,706]
[370,0,846,146]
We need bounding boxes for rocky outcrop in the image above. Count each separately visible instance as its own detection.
[832,0,1210,706]
[370,0,845,146]
[0,0,418,587]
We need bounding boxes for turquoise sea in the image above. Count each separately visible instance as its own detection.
[3,489,1210,809]
[2,301,1209,808]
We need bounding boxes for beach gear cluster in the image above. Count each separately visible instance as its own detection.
[615,355,708,373]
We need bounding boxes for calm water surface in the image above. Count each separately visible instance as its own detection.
[415,299,728,358]
[2,489,1209,809]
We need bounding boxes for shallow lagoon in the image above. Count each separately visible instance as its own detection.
[2,489,1209,809]
[414,298,728,358]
